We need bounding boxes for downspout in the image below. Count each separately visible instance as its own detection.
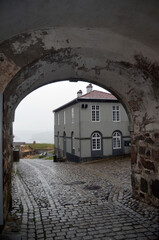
[0,93,3,226]
[53,111,56,157]
[78,101,81,161]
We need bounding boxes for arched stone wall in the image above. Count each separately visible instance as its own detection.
[0,26,159,222]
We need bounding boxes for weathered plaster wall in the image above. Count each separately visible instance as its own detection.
[1,29,159,213]
[1,29,158,127]
[0,0,159,224]
[1,0,159,52]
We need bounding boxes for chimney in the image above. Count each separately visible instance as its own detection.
[86,83,93,93]
[77,90,83,97]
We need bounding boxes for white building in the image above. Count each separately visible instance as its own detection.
[53,84,130,162]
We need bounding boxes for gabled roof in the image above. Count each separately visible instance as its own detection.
[53,90,118,112]
[79,90,117,100]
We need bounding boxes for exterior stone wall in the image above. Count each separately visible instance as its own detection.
[131,131,159,207]
[3,120,13,223]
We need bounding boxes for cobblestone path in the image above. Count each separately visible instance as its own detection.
[3,158,159,240]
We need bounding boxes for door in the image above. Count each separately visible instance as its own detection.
[91,131,103,157]
[112,131,123,155]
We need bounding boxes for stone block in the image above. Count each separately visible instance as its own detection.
[151,180,159,199]
[139,146,146,155]
[154,133,159,140]
[145,149,151,158]
[134,135,144,141]
[152,149,159,162]
[140,192,145,199]
[131,146,137,164]
[144,133,150,137]
[140,157,155,172]
[138,160,142,169]
[0,234,22,240]
[131,174,139,191]
[140,178,148,193]
[145,170,150,175]
[145,137,154,144]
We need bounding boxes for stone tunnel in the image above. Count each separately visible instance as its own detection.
[0,0,159,226]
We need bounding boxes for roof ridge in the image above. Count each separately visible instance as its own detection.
[79,89,96,98]
[53,89,117,112]
[79,89,116,99]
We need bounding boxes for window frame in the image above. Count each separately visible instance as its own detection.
[57,113,60,125]
[57,131,60,148]
[91,105,100,122]
[92,132,102,151]
[64,111,66,125]
[112,105,120,122]
[112,131,121,149]
[71,132,75,151]
[72,108,74,124]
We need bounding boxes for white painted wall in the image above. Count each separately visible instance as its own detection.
[54,99,130,158]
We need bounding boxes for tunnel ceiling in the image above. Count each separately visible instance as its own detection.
[0,0,159,53]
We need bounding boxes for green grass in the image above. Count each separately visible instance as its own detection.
[28,143,54,150]
[30,155,39,159]
[39,155,46,159]
[45,156,54,160]
[48,150,54,154]
[31,155,53,160]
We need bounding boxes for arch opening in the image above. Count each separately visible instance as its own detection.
[1,42,159,226]
[12,80,131,160]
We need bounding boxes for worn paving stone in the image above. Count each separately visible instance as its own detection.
[1,158,159,240]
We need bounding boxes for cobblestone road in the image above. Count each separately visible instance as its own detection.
[3,158,159,240]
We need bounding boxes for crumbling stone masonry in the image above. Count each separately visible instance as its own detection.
[131,132,159,207]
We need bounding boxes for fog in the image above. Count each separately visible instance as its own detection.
[13,81,107,143]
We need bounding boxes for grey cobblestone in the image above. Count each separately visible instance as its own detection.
[2,158,159,240]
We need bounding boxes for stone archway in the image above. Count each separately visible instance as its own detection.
[0,22,159,223]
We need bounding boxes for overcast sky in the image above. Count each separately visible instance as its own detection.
[13,81,107,143]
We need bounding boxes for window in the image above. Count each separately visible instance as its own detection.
[92,132,101,150]
[72,108,74,124]
[112,106,120,122]
[57,131,60,148]
[71,132,75,153]
[113,131,121,149]
[91,105,100,122]
[64,111,66,125]
[63,132,66,156]
[58,113,60,125]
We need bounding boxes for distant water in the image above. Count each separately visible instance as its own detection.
[13,130,54,143]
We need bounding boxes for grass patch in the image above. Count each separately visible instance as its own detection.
[30,155,39,159]
[48,150,54,154]
[39,155,46,159]
[28,143,54,150]
[45,156,53,160]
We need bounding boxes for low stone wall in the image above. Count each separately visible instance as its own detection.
[34,149,53,154]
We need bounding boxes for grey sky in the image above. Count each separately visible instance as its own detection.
[13,81,107,143]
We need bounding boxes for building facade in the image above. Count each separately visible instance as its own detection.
[53,85,130,162]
